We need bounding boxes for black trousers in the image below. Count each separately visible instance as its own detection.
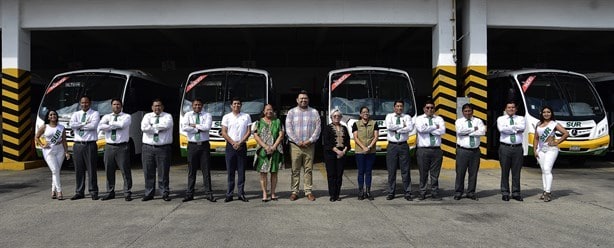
[73,142,98,195]
[324,150,345,199]
[454,147,480,196]
[142,144,171,197]
[499,145,523,196]
[186,141,213,195]
[104,143,132,194]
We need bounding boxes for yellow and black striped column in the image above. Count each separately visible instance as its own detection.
[432,66,457,159]
[1,68,42,170]
[462,66,488,157]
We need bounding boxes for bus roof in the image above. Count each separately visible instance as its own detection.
[187,67,269,78]
[327,66,409,77]
[585,72,614,83]
[53,68,166,85]
[488,69,586,79]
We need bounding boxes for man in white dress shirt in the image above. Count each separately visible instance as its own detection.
[98,99,133,201]
[497,101,526,202]
[385,100,414,201]
[181,99,216,202]
[454,103,486,200]
[69,96,100,200]
[141,99,174,202]
[415,100,446,201]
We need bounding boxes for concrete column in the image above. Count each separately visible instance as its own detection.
[460,0,498,168]
[1,0,43,170]
[432,0,457,167]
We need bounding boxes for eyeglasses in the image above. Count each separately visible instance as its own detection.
[333,115,342,118]
[425,106,435,110]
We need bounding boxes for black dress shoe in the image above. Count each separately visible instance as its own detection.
[142,195,154,201]
[453,195,462,200]
[431,194,442,201]
[125,193,133,202]
[404,195,413,201]
[329,197,335,202]
[238,195,249,202]
[101,193,115,201]
[502,195,510,201]
[91,193,100,200]
[206,194,217,202]
[182,195,194,202]
[224,196,233,202]
[512,196,523,201]
[418,194,426,200]
[467,194,478,201]
[70,194,84,201]
[162,193,171,202]
[336,197,342,201]
[386,195,394,200]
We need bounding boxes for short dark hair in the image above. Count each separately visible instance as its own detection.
[111,98,122,105]
[192,98,203,104]
[152,98,164,105]
[231,97,242,103]
[394,100,404,106]
[298,90,309,97]
[80,95,91,102]
[462,103,474,111]
[424,99,435,107]
[505,101,517,107]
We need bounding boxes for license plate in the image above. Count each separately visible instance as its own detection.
[215,147,225,152]
[569,146,580,151]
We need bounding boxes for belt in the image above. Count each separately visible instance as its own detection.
[144,144,170,148]
[106,142,128,146]
[74,141,96,144]
[419,146,440,149]
[500,143,522,148]
[457,145,479,151]
[388,141,407,145]
[188,141,209,146]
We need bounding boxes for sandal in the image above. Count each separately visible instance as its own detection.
[544,192,551,202]
[270,196,278,201]
[51,191,57,199]
[57,192,64,201]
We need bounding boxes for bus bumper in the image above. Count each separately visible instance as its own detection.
[528,134,609,156]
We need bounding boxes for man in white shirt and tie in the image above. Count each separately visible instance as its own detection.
[497,101,526,202]
[98,99,133,201]
[181,98,216,203]
[141,99,174,202]
[415,100,446,201]
[454,103,486,200]
[385,100,414,201]
[69,96,100,200]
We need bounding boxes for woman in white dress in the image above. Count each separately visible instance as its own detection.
[533,106,569,202]
[35,110,70,200]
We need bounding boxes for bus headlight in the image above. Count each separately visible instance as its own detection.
[595,119,608,138]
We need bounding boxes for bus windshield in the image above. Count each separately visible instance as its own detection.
[520,72,605,120]
[38,73,127,120]
[330,70,415,118]
[182,71,267,117]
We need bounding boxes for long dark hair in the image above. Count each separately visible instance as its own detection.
[538,105,556,124]
[45,110,58,124]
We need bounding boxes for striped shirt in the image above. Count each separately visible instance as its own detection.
[285,106,321,144]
